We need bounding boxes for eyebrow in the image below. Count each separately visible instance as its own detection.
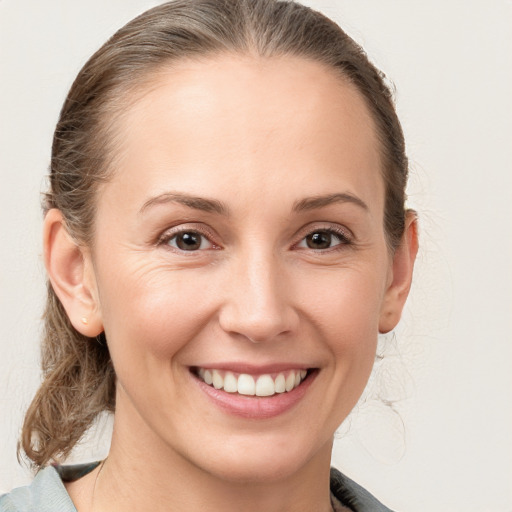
[139,191,368,216]
[292,193,369,212]
[139,192,230,216]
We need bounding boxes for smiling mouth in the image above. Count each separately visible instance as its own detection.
[192,367,313,397]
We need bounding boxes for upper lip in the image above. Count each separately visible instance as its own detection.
[190,363,315,374]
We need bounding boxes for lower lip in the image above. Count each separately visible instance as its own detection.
[192,370,318,419]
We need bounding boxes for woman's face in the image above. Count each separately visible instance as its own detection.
[85,55,404,481]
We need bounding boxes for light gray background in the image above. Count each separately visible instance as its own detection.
[1,1,511,510]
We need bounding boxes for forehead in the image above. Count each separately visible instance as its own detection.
[105,54,384,215]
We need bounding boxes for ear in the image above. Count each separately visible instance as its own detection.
[379,211,419,334]
[43,208,104,337]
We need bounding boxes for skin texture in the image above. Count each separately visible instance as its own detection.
[45,54,417,512]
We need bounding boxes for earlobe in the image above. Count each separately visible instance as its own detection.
[379,211,419,334]
[43,209,104,337]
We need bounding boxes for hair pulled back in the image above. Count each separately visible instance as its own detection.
[21,0,409,468]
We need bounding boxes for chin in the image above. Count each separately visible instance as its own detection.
[189,434,328,484]
[206,457,305,484]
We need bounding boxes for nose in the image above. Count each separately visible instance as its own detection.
[218,249,299,344]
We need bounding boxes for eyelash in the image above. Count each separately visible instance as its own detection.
[157,225,353,253]
[294,226,353,251]
[157,226,218,252]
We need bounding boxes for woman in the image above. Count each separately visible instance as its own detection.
[1,0,417,510]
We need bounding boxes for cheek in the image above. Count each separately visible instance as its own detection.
[299,266,385,375]
[304,266,385,334]
[97,262,217,369]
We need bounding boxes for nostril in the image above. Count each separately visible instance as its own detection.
[235,330,293,345]
[218,308,298,344]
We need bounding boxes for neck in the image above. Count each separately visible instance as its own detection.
[85,402,334,512]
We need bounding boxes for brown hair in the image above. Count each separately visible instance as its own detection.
[20,0,409,468]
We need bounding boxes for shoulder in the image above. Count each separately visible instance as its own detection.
[330,467,395,512]
[0,463,99,512]
[0,466,75,512]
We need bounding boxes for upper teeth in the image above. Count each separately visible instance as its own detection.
[197,368,308,397]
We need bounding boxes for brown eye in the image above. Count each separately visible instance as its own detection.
[305,232,333,249]
[296,228,350,251]
[167,231,212,251]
